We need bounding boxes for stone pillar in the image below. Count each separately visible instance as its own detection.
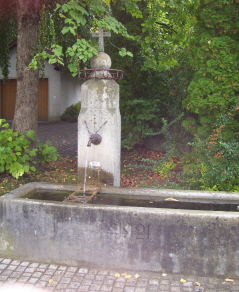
[78,52,121,186]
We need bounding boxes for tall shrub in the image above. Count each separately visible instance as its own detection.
[182,0,239,138]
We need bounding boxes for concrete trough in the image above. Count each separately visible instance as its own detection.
[0,182,239,277]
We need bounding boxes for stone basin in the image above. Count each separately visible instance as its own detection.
[0,182,239,277]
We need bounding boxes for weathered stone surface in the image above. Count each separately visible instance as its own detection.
[1,182,239,278]
[78,53,121,186]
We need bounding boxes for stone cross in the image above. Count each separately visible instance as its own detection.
[92,28,111,52]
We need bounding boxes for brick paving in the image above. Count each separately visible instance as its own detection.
[0,258,238,292]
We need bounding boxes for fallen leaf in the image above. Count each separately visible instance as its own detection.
[225,278,234,282]
[165,197,179,201]
[115,273,121,278]
[194,282,201,286]
[180,278,187,283]
[135,274,140,278]
[48,279,54,283]
[125,274,132,279]
[162,273,167,276]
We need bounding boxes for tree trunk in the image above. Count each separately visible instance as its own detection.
[12,0,42,134]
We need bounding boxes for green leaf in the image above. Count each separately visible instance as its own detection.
[29,149,37,156]
[24,165,30,172]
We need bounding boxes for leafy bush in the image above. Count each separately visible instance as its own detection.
[182,0,239,140]
[0,119,59,179]
[181,111,239,191]
[60,102,81,123]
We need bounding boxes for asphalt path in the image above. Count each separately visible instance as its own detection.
[38,121,77,158]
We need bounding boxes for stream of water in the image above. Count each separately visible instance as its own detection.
[83,146,89,195]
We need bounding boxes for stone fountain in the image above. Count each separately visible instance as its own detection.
[1,30,239,278]
[78,28,121,187]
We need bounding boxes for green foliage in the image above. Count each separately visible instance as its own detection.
[183,0,239,139]
[0,0,17,81]
[0,119,59,179]
[60,102,81,123]
[150,157,177,179]
[181,111,239,191]
[121,98,162,149]
[29,0,133,76]
[178,0,239,191]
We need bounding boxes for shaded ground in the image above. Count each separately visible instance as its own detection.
[0,122,184,194]
[38,121,78,158]
[121,146,183,188]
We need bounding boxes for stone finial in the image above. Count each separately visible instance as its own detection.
[90,52,112,69]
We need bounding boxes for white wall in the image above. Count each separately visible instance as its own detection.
[60,73,82,116]
[0,46,82,121]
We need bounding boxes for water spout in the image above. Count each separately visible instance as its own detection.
[87,133,102,147]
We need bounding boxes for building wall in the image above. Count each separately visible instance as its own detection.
[0,47,81,121]
[60,73,82,116]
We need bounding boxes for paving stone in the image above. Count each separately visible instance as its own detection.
[160,279,170,285]
[25,267,36,273]
[89,283,101,290]
[0,264,7,270]
[1,259,12,265]
[58,265,68,271]
[103,278,115,285]
[81,279,94,285]
[135,288,146,292]
[98,270,109,275]
[72,275,84,282]
[78,268,89,274]
[56,283,69,289]
[160,284,170,290]
[148,285,159,291]
[149,278,159,285]
[68,281,81,289]
[67,266,78,273]
[124,287,136,292]
[101,284,114,291]
[95,275,105,281]
[10,271,22,278]
[54,270,65,276]
[85,273,96,280]
[171,287,181,292]
[112,288,124,292]
[17,276,30,283]
[115,281,125,288]
[0,258,238,292]
[63,271,75,278]
[78,286,91,291]
[60,277,72,284]
[15,266,27,272]
[39,274,51,281]
[45,269,57,275]
[10,260,21,266]
[49,264,59,270]
[1,270,13,276]
[19,261,30,267]
[115,276,126,283]
[27,277,39,284]
[36,280,48,287]
[136,278,148,286]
